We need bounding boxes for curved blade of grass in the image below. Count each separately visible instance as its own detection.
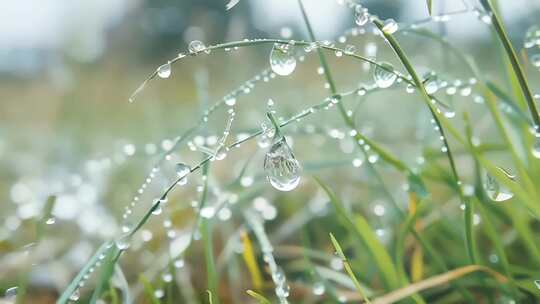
[373,18,479,265]
[315,177,400,290]
[483,0,540,128]
[329,233,372,304]
[57,241,114,304]
[90,246,122,303]
[370,265,507,304]
[246,290,271,304]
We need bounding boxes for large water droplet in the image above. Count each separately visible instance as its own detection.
[157,63,171,78]
[382,18,399,34]
[45,217,56,225]
[176,163,191,185]
[188,40,206,53]
[483,168,515,202]
[424,73,439,94]
[115,234,131,250]
[264,137,301,191]
[374,62,397,88]
[269,43,296,76]
[355,8,369,26]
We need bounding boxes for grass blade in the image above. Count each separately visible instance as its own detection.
[483,0,540,127]
[329,233,371,304]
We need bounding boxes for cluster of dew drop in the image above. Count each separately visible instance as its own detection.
[102,1,534,300]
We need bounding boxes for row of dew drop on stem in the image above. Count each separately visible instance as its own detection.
[83,4,537,300]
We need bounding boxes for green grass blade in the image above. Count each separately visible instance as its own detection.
[57,241,114,304]
[315,177,400,290]
[484,0,540,127]
[329,233,372,304]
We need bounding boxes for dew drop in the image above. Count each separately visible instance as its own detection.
[115,234,131,250]
[176,163,191,185]
[200,206,216,219]
[5,286,17,299]
[312,281,326,296]
[162,273,173,283]
[374,62,397,88]
[174,258,185,268]
[264,137,301,191]
[151,205,162,215]
[355,8,370,26]
[69,289,80,301]
[424,75,439,94]
[225,97,236,106]
[214,147,227,161]
[157,63,171,78]
[269,43,296,76]
[382,18,399,34]
[154,289,165,299]
[45,217,56,225]
[483,168,515,202]
[188,40,206,53]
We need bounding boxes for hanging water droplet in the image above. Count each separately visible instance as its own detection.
[424,74,439,94]
[176,163,191,185]
[151,205,162,215]
[373,62,397,88]
[269,43,296,76]
[382,18,399,34]
[264,137,301,191]
[5,286,17,299]
[188,40,206,53]
[45,217,56,225]
[69,289,80,301]
[483,168,515,202]
[115,234,131,250]
[312,281,326,296]
[157,63,171,78]
[214,147,227,161]
[355,8,370,26]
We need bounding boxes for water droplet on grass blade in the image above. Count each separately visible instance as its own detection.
[532,133,540,158]
[483,168,515,202]
[176,163,191,185]
[312,281,326,296]
[45,217,56,225]
[5,287,17,299]
[382,18,399,34]
[264,137,301,191]
[269,43,296,76]
[70,289,80,301]
[188,40,206,53]
[374,62,397,88]
[157,63,171,78]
